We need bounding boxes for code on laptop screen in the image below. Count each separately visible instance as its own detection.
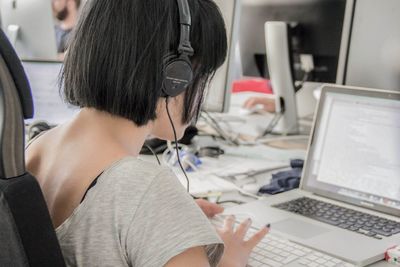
[307,92,400,210]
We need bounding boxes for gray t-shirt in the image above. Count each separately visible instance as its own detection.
[56,157,223,267]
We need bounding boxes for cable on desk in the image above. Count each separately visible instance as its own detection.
[196,193,245,206]
[216,200,246,205]
[201,111,240,146]
[218,178,264,200]
[237,190,261,200]
[258,112,283,138]
[294,70,311,92]
[200,112,228,141]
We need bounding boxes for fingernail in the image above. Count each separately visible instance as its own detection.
[266,223,271,228]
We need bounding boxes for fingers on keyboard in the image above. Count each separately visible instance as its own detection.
[222,215,235,232]
[246,226,269,249]
[236,218,252,239]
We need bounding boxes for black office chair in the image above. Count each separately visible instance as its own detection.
[0,29,66,267]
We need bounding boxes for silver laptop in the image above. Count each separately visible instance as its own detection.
[226,85,400,266]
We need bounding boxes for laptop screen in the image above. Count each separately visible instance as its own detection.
[303,87,400,213]
[22,61,79,125]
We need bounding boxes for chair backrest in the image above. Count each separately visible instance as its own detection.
[0,29,66,267]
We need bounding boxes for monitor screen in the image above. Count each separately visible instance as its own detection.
[304,89,400,211]
[202,0,241,113]
[1,0,58,61]
[338,0,400,91]
[240,0,346,82]
[22,61,79,125]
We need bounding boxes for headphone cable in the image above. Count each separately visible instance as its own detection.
[165,97,190,193]
[144,144,161,165]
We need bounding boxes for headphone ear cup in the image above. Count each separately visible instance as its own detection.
[162,54,193,97]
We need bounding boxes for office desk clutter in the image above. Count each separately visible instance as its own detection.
[162,135,302,198]
[258,159,304,195]
[162,142,203,172]
[386,246,400,265]
[140,125,199,155]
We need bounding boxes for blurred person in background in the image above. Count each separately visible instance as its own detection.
[52,0,81,58]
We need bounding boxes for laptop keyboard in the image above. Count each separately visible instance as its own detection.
[273,197,400,239]
[212,216,355,267]
[247,230,354,267]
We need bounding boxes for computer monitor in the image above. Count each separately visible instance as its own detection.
[336,0,400,91]
[22,61,78,125]
[0,0,58,61]
[240,0,346,83]
[202,0,242,113]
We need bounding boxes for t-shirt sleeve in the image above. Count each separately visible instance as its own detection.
[125,168,224,267]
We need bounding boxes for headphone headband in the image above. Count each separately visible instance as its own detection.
[176,0,194,56]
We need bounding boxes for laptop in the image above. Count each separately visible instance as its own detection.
[225,84,400,266]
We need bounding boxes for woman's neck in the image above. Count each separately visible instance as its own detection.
[73,108,152,157]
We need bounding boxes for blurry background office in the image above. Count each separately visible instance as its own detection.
[1,0,400,131]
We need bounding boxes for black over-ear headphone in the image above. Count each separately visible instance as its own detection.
[161,0,194,98]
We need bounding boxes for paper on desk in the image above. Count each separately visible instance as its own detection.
[223,145,306,162]
[199,155,287,180]
[175,171,237,195]
[165,142,306,195]
[172,155,287,195]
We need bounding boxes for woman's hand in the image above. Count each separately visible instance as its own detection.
[217,216,269,267]
[195,199,224,218]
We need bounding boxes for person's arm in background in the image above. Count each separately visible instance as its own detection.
[243,96,276,113]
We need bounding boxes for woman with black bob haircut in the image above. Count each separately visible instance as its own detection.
[26,0,269,266]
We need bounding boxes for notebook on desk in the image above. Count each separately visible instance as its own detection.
[225,85,400,266]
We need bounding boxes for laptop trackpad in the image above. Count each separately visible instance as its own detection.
[273,218,330,239]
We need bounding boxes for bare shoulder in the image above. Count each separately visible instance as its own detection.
[25,126,59,177]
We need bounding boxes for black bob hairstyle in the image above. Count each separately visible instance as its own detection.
[61,0,227,126]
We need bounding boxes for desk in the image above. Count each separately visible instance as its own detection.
[141,138,392,267]
[140,91,393,267]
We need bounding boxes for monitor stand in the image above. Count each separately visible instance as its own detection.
[6,24,20,48]
[265,21,299,135]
